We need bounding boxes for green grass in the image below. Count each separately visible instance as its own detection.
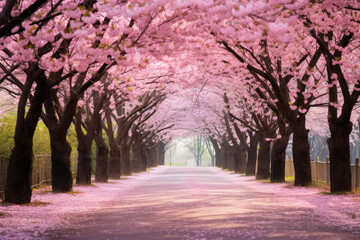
[321,191,350,195]
[321,188,360,195]
[75,183,97,187]
[284,176,330,188]
[259,177,293,184]
[32,182,52,190]
[259,178,270,183]
[42,189,83,195]
[285,176,295,182]
[21,200,50,206]
[165,162,187,166]
[352,188,360,194]
[66,190,83,195]
[108,177,120,180]
[307,181,329,188]
[350,213,357,219]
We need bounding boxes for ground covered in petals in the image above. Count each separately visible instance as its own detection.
[1,166,360,240]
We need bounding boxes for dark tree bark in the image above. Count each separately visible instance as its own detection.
[312,31,355,192]
[120,139,131,176]
[5,140,33,204]
[158,142,165,165]
[146,148,153,168]
[328,120,352,192]
[5,38,75,202]
[256,136,271,180]
[154,145,160,166]
[218,144,224,169]
[292,114,312,186]
[130,129,142,172]
[76,143,92,185]
[146,147,159,168]
[108,147,121,179]
[227,147,235,171]
[233,146,246,173]
[75,89,107,185]
[238,143,247,173]
[131,144,141,172]
[270,136,289,182]
[5,70,48,203]
[44,89,77,192]
[45,65,109,191]
[4,3,112,203]
[0,0,51,38]
[104,100,121,179]
[246,132,259,175]
[233,146,241,173]
[50,133,73,192]
[220,40,321,187]
[221,144,228,170]
[140,147,147,171]
[94,124,109,182]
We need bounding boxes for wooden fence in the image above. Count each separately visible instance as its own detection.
[0,153,78,200]
[0,156,10,197]
[285,157,360,190]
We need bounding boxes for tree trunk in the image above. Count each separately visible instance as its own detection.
[239,144,247,173]
[328,120,352,192]
[234,146,247,173]
[108,147,121,179]
[256,137,271,180]
[146,148,156,168]
[211,139,220,167]
[5,72,48,203]
[95,144,108,182]
[246,134,259,175]
[120,143,131,176]
[76,144,92,185]
[270,137,289,183]
[50,134,73,192]
[227,148,235,171]
[131,144,141,172]
[292,114,312,186]
[221,146,228,170]
[215,146,222,168]
[94,127,108,182]
[233,147,240,173]
[140,147,147,171]
[5,141,33,204]
[154,145,160,166]
[158,142,165,165]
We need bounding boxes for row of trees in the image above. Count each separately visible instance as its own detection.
[1,0,360,205]
[0,0,181,204]
[178,0,360,194]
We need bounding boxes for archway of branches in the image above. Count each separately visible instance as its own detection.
[1,0,360,204]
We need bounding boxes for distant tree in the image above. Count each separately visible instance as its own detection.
[184,135,206,167]
[204,138,215,166]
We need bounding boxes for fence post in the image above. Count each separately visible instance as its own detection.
[355,158,359,190]
[314,156,318,182]
[326,156,330,185]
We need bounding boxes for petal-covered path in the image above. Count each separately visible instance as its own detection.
[44,167,360,240]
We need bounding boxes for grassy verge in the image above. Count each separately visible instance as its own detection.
[20,200,50,206]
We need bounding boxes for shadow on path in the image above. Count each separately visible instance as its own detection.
[45,167,360,240]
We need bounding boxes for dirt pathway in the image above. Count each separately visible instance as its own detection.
[45,167,360,240]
